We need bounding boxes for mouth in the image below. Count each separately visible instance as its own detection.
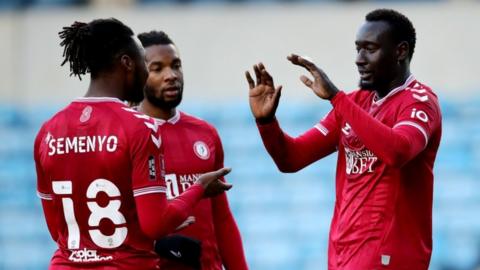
[163,86,180,97]
[358,70,372,80]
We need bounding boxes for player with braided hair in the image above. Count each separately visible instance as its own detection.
[34,18,232,269]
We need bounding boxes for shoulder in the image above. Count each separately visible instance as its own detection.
[345,89,373,103]
[114,106,156,132]
[179,111,219,137]
[399,80,441,111]
[35,103,73,141]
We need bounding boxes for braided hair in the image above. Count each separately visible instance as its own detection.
[59,18,136,80]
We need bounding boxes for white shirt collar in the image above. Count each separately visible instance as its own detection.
[73,97,125,104]
[154,110,181,125]
[372,74,415,106]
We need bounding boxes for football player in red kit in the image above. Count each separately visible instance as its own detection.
[137,31,248,270]
[246,9,441,270]
[34,18,231,270]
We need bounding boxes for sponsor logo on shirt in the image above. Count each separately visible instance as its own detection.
[193,141,210,160]
[165,173,201,199]
[345,147,378,175]
[341,122,378,175]
[68,248,113,263]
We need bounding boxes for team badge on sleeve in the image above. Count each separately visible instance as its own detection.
[193,141,210,160]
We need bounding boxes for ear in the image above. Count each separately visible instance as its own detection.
[120,54,134,71]
[397,41,409,62]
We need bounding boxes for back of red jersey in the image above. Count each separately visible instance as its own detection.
[34,97,165,269]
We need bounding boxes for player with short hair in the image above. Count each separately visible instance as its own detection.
[34,18,231,269]
[137,30,248,270]
[246,9,441,269]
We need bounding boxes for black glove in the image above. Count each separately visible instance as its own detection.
[155,235,202,269]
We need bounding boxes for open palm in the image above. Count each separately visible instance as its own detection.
[246,63,282,123]
[287,54,339,100]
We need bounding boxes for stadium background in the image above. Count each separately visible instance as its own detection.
[0,0,479,269]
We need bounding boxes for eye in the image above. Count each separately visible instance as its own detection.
[366,45,378,53]
[150,66,162,72]
[173,62,182,69]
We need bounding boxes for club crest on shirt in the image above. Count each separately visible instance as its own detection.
[193,141,210,160]
[80,106,93,123]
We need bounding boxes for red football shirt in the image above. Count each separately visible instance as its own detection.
[153,111,247,270]
[34,97,166,269]
[257,75,442,269]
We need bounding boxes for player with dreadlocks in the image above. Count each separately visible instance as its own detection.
[34,18,232,269]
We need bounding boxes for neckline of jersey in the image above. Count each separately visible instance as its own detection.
[73,97,125,104]
[153,110,181,125]
[372,74,415,106]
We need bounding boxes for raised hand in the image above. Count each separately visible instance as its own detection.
[195,167,233,197]
[287,54,339,100]
[246,63,282,124]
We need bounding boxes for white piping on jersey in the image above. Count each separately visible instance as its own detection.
[73,97,125,104]
[153,110,181,125]
[372,74,415,106]
[314,123,329,136]
[144,121,159,133]
[120,107,162,149]
[150,134,161,148]
[37,191,53,200]
[133,186,167,197]
[394,120,429,148]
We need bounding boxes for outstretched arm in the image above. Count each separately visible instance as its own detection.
[135,168,232,239]
[246,63,339,172]
[288,54,440,167]
[257,118,338,172]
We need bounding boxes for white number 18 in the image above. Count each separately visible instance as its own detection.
[52,179,128,249]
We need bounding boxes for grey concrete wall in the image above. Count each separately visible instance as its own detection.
[0,2,479,105]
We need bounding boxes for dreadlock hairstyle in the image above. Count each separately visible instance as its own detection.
[59,18,136,80]
[366,9,417,60]
[137,30,175,48]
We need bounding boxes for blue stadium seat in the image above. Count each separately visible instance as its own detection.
[1,100,480,270]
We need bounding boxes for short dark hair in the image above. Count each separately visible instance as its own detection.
[137,30,174,48]
[366,9,416,60]
[59,18,136,80]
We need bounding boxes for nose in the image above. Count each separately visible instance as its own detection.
[164,68,178,82]
[355,49,367,67]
